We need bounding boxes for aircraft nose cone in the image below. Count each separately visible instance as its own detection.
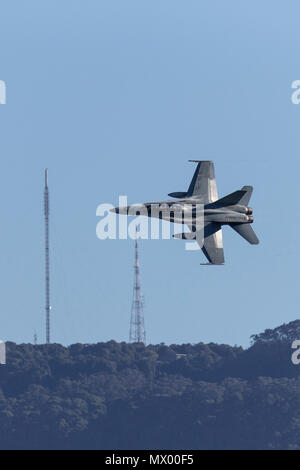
[110,207,119,213]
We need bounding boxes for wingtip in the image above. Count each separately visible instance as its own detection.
[200,263,225,266]
[188,159,213,163]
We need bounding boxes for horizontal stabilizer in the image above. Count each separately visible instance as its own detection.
[211,190,246,207]
[239,186,253,206]
[211,186,253,208]
[230,223,259,245]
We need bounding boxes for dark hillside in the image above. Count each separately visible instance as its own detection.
[0,321,300,449]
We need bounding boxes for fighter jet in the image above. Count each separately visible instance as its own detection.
[112,161,259,264]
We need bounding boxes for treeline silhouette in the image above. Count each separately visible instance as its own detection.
[1,320,300,449]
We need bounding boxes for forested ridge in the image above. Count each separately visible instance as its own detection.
[1,320,300,449]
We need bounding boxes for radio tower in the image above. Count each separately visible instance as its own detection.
[44,168,51,344]
[129,228,146,344]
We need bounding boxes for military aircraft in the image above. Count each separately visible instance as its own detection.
[112,160,259,264]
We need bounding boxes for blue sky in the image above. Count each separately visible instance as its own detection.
[0,0,300,347]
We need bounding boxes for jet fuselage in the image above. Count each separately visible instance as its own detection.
[111,160,259,264]
[113,199,254,226]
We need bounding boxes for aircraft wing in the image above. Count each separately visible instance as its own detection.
[188,222,224,264]
[187,161,219,203]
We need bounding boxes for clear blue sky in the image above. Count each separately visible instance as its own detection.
[0,0,299,347]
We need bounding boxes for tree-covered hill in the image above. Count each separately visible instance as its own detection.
[1,320,300,449]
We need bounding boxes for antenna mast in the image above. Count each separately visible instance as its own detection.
[44,169,51,344]
[129,228,146,344]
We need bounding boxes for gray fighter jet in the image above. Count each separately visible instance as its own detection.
[112,161,259,264]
